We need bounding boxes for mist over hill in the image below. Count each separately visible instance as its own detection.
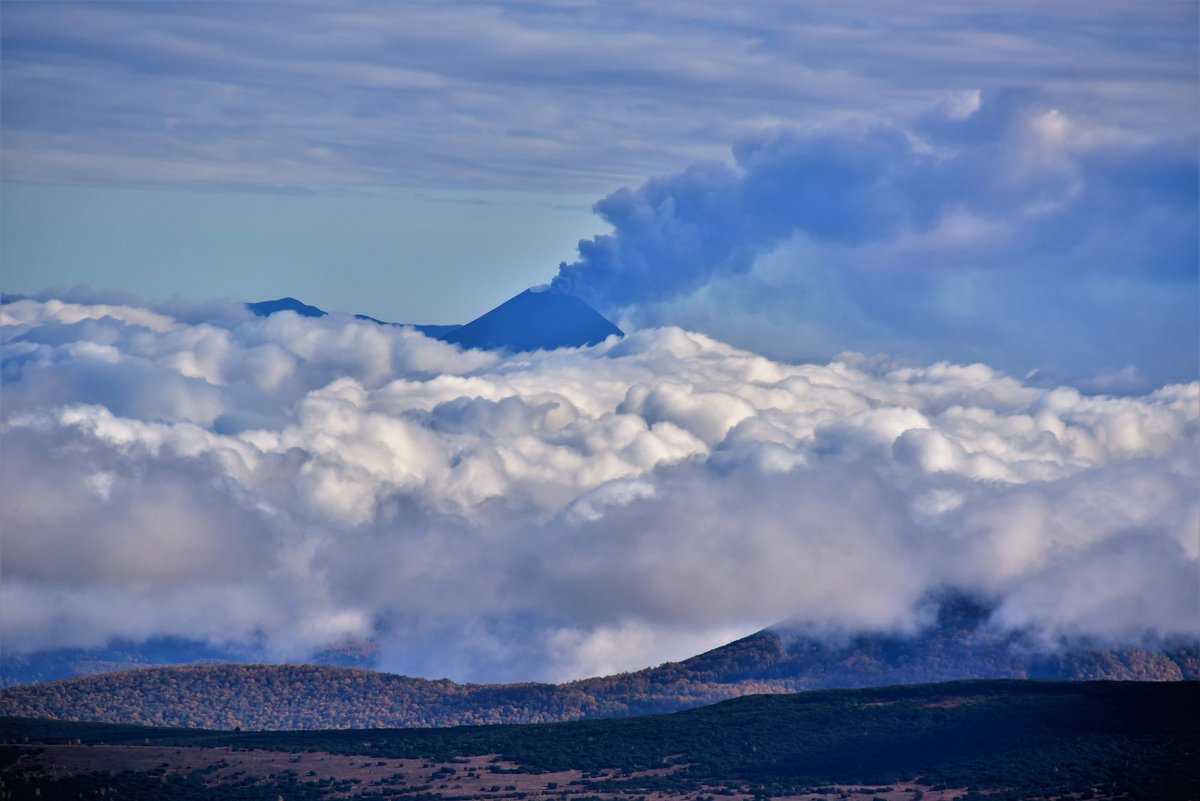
[3,594,1195,730]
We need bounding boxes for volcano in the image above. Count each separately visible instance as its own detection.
[439,287,623,352]
[247,287,620,352]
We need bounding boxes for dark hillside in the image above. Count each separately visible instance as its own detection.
[2,681,1197,800]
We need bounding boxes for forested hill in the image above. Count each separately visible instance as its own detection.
[2,604,1197,730]
[3,681,1199,801]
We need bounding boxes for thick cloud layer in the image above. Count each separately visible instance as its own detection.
[552,91,1198,389]
[2,297,1197,682]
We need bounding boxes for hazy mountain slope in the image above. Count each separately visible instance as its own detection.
[244,288,624,351]
[352,312,462,337]
[247,290,625,347]
[3,597,1195,730]
[4,681,1198,801]
[0,638,248,689]
[246,297,459,337]
[0,637,379,689]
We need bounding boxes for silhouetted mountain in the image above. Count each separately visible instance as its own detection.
[247,297,327,317]
[245,289,619,351]
[2,594,1195,730]
[442,288,623,352]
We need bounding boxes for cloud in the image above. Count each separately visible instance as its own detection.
[2,3,1194,192]
[3,5,1193,394]
[2,297,1196,681]
[552,90,1198,387]
[550,126,922,309]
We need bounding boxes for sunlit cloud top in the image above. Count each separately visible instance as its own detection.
[3,296,1197,681]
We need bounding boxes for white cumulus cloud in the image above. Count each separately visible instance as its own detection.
[2,296,1197,681]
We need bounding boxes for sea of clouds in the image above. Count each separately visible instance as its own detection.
[2,295,1196,682]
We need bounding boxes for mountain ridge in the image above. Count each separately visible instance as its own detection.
[246,287,622,351]
[3,609,1195,730]
[246,296,327,318]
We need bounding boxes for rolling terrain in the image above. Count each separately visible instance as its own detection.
[2,597,1195,730]
[2,680,1197,800]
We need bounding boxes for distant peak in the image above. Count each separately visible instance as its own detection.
[441,289,623,352]
[246,297,327,318]
[243,290,622,353]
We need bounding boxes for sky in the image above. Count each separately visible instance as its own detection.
[1,2,1198,683]
[3,1,1196,387]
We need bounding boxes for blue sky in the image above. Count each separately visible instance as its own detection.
[2,1,1197,385]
